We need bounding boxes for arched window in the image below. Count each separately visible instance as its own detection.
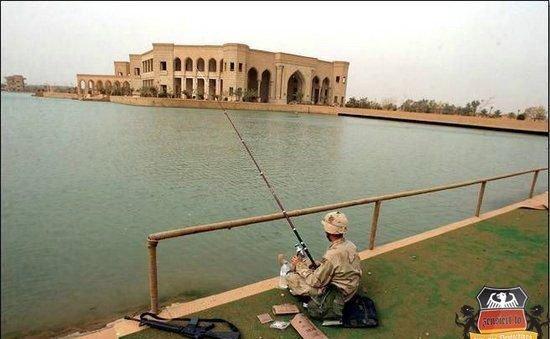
[185,58,193,71]
[208,58,217,72]
[197,58,205,72]
[174,58,181,71]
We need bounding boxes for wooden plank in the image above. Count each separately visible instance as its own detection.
[290,313,328,339]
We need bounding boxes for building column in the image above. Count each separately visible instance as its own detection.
[215,77,221,98]
[205,76,209,100]
[192,77,197,99]
[275,65,283,102]
[257,79,261,102]
[269,80,275,101]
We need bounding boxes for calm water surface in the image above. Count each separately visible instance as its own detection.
[1,92,548,335]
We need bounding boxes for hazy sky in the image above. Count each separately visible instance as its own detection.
[1,1,547,112]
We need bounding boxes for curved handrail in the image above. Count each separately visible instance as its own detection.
[146,166,547,313]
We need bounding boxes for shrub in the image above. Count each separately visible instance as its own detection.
[242,89,258,102]
[182,90,192,99]
[139,86,158,97]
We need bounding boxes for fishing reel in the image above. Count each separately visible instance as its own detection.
[294,243,307,259]
[295,243,318,269]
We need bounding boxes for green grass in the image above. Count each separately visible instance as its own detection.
[124,209,548,338]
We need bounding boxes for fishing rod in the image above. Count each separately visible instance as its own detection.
[216,99,318,269]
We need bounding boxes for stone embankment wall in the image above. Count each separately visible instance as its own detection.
[339,107,549,134]
[109,96,338,115]
[40,91,78,99]
[41,94,547,134]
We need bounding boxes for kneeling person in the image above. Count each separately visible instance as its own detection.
[286,211,363,321]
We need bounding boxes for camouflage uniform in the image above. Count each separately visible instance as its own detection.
[286,211,363,320]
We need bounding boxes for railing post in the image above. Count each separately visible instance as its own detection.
[475,181,487,217]
[529,170,539,198]
[148,238,159,314]
[369,201,382,250]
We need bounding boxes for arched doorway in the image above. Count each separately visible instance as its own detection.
[122,81,131,95]
[196,78,205,99]
[114,81,121,95]
[105,80,112,94]
[79,80,86,93]
[260,70,270,103]
[88,80,95,94]
[96,80,104,94]
[311,76,320,104]
[286,71,304,103]
[321,77,330,104]
[246,68,258,102]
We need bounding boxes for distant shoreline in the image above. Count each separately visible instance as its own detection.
[339,111,548,136]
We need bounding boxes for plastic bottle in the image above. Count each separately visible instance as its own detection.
[278,260,291,289]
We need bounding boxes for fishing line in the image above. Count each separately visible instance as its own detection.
[216,99,318,268]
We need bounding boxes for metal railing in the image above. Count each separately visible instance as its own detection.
[146,167,547,313]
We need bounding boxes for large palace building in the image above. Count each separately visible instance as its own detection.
[76,42,349,105]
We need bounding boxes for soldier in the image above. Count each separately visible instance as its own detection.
[286,211,363,321]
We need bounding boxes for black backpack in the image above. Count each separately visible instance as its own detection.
[342,293,379,328]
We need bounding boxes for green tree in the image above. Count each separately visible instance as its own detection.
[523,106,547,121]
[463,100,480,116]
[122,86,132,96]
[478,108,489,117]
[345,97,358,107]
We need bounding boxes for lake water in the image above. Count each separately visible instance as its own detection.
[1,92,548,336]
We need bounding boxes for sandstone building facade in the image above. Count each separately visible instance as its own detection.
[4,75,26,92]
[76,43,349,105]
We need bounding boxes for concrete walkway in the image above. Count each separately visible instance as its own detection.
[70,193,548,338]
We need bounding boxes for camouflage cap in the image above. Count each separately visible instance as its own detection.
[321,211,348,234]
